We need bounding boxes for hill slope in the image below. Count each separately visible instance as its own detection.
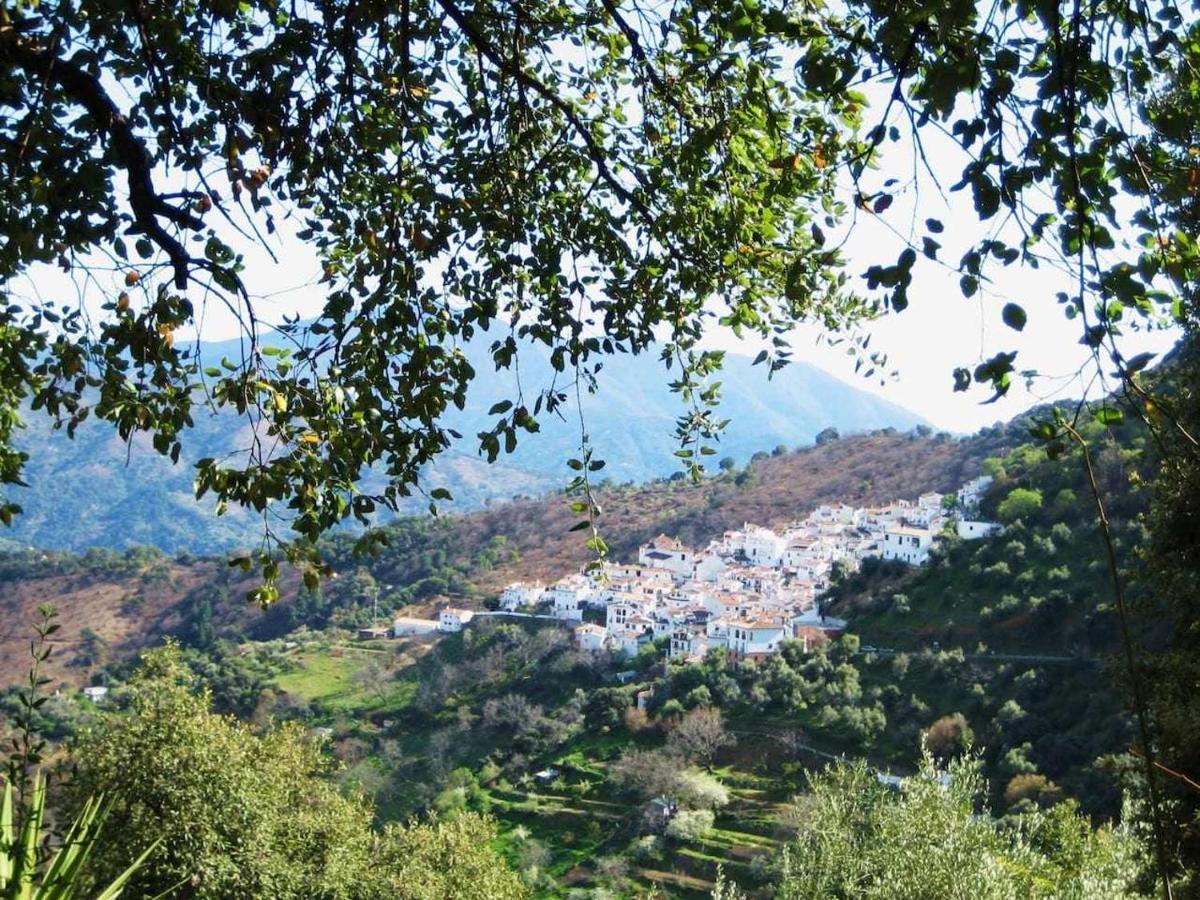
[0,428,1005,688]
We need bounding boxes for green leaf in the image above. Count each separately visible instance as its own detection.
[1122,352,1156,375]
[1002,303,1027,331]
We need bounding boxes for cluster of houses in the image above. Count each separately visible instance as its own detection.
[496,476,999,663]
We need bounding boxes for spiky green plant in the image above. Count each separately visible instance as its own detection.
[0,771,160,900]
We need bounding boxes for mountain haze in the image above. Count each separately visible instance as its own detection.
[5,334,928,553]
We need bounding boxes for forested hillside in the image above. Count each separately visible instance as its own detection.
[0,427,1001,688]
[0,377,1188,896]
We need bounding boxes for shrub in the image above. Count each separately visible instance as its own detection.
[737,757,1140,898]
[622,706,650,733]
[998,488,1044,524]
[1004,773,1064,810]
[71,646,527,900]
[923,713,973,763]
[664,809,714,842]
[675,770,731,810]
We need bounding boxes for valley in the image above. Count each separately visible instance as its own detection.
[0,412,1150,895]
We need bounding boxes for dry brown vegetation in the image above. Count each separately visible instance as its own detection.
[454,431,1003,591]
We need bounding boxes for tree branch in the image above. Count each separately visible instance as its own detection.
[434,0,658,229]
[4,29,203,288]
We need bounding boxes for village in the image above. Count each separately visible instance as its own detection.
[389,475,1001,665]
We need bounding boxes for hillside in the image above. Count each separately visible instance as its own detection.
[0,428,1005,690]
[0,409,1161,897]
[3,335,929,554]
[326,428,1004,596]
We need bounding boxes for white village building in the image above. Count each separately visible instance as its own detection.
[498,581,544,611]
[574,623,608,652]
[881,526,936,566]
[438,607,475,632]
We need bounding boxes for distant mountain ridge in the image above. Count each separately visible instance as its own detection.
[4,333,929,553]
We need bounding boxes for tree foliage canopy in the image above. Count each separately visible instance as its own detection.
[1,0,1197,589]
[714,755,1143,899]
[69,645,526,899]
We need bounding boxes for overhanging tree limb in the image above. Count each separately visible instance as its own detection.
[3,28,203,289]
[434,0,659,230]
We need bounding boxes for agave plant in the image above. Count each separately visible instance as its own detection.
[0,771,160,900]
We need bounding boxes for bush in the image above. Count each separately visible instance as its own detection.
[622,706,650,733]
[71,646,527,900]
[923,713,973,764]
[730,757,1141,899]
[998,488,1044,524]
[664,809,714,841]
[675,770,731,810]
[1004,773,1064,810]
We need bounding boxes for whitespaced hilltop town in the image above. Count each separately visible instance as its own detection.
[392,474,1000,664]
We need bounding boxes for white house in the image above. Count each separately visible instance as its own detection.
[958,475,994,511]
[498,581,544,611]
[691,552,726,582]
[544,574,595,621]
[574,623,608,652]
[82,686,109,703]
[393,616,439,637]
[881,525,935,566]
[812,503,863,526]
[669,628,712,662]
[957,519,1002,540]
[918,492,946,511]
[740,525,787,566]
[728,620,788,660]
[438,608,475,632]
[610,627,653,657]
[638,534,697,577]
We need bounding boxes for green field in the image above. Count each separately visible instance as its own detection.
[273,646,417,715]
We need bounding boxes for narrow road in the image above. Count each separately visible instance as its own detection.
[473,611,562,622]
[855,647,1102,664]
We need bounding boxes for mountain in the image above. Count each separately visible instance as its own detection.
[3,332,929,554]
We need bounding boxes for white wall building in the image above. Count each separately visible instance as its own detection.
[438,608,475,632]
[958,475,994,510]
[393,616,439,637]
[957,519,1002,540]
[611,627,652,657]
[728,620,788,659]
[574,623,608,652]
[740,525,787,566]
[638,535,697,577]
[544,574,595,621]
[498,581,544,611]
[881,526,935,566]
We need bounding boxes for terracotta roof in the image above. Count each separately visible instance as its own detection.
[647,534,686,552]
